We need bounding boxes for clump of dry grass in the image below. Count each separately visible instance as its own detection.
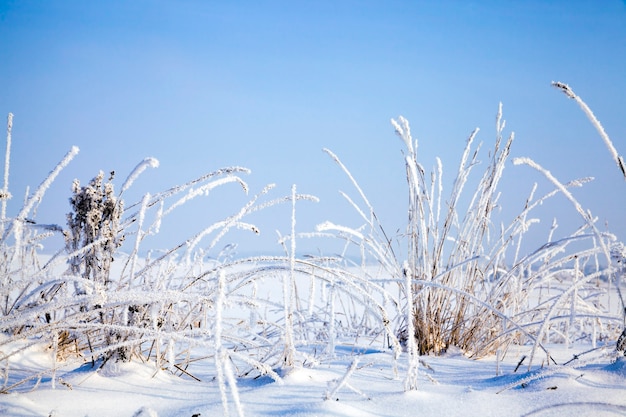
[321,98,623,367]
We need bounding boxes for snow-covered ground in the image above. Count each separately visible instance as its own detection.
[1,252,624,417]
[1,339,625,417]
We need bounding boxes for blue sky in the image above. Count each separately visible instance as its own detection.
[1,0,625,257]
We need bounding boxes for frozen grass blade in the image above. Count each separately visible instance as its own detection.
[120,157,159,194]
[1,113,13,231]
[403,260,419,391]
[214,270,242,417]
[552,81,626,180]
[1,146,79,246]
[281,184,297,368]
[324,357,360,400]
[513,158,594,226]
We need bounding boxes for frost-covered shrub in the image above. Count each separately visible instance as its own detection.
[65,171,123,292]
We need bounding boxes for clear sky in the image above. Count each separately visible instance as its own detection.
[1,0,625,257]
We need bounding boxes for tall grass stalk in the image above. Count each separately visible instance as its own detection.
[215,270,237,417]
[1,146,79,247]
[552,81,626,180]
[281,184,297,368]
[1,113,13,232]
[512,158,597,230]
[126,193,150,290]
[403,260,418,391]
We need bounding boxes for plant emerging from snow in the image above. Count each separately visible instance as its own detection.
[320,95,623,372]
[65,171,123,293]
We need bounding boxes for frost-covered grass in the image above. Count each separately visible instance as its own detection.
[319,102,624,364]
[0,83,625,416]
